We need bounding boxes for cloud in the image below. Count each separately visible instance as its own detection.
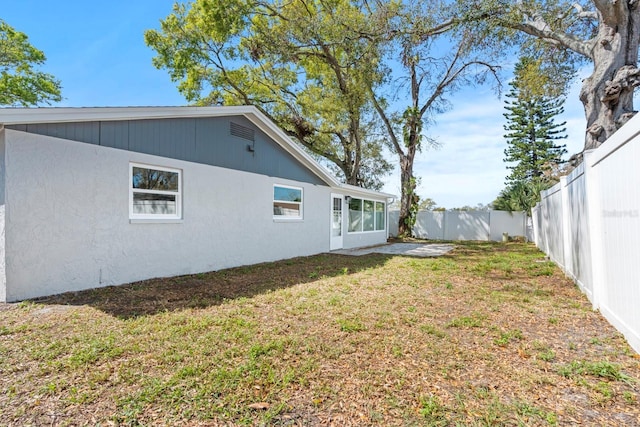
[382,78,587,208]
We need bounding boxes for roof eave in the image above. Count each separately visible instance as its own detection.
[0,106,255,125]
[0,106,394,197]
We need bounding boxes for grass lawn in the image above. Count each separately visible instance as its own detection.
[1,241,639,426]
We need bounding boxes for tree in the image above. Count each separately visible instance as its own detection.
[492,179,548,213]
[452,203,491,211]
[369,3,499,237]
[0,20,61,106]
[145,0,391,188]
[418,197,438,211]
[503,57,567,184]
[495,57,567,213]
[456,0,640,151]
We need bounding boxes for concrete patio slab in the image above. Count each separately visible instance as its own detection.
[333,242,454,257]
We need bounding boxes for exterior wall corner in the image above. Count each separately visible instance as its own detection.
[0,130,6,302]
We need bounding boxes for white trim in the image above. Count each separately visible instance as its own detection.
[129,219,184,224]
[347,197,386,234]
[589,112,640,167]
[273,184,303,220]
[0,106,256,125]
[129,162,182,221]
[330,193,344,250]
[340,182,395,200]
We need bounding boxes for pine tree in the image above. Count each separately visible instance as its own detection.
[494,57,568,213]
[503,57,567,185]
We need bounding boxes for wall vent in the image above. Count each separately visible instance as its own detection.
[230,121,255,142]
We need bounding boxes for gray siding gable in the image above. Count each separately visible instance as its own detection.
[7,116,327,186]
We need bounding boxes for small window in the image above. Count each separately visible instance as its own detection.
[274,185,303,219]
[130,163,182,220]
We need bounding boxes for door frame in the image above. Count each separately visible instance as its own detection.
[330,193,344,250]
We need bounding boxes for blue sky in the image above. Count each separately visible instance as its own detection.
[3,0,587,208]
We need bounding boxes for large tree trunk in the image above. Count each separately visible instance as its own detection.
[397,130,419,237]
[581,2,640,150]
[397,156,415,237]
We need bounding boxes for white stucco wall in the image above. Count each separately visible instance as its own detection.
[3,129,336,301]
[343,229,388,249]
[0,131,6,302]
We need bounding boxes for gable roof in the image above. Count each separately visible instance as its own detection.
[0,106,393,199]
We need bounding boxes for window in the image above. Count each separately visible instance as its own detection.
[348,197,386,233]
[348,198,362,232]
[273,185,303,219]
[130,163,182,220]
[375,201,385,231]
[363,200,375,231]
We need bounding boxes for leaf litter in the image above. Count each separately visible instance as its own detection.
[0,241,638,426]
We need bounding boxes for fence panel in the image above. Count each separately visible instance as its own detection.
[539,184,565,268]
[443,211,490,240]
[565,163,593,298]
[489,211,528,241]
[590,136,640,354]
[388,210,399,237]
[388,210,527,241]
[532,113,640,354]
[413,211,444,239]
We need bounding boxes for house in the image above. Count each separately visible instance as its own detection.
[0,106,392,302]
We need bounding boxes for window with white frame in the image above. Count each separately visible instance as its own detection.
[273,185,303,219]
[348,198,385,233]
[130,163,182,220]
[375,201,385,231]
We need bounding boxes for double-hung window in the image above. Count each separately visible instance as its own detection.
[130,163,182,220]
[273,185,303,219]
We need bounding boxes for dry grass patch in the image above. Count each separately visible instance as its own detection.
[1,241,639,426]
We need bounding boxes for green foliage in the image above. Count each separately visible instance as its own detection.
[538,348,556,362]
[418,197,438,210]
[419,394,448,425]
[557,360,634,383]
[337,318,365,333]
[145,0,391,188]
[494,329,523,346]
[494,56,567,213]
[452,0,588,94]
[503,57,567,184]
[400,176,420,237]
[492,178,549,213]
[0,20,62,106]
[370,5,500,236]
[446,314,485,328]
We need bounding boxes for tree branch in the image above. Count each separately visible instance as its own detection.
[511,18,595,59]
[572,3,598,20]
[368,85,404,157]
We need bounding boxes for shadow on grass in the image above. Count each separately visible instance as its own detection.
[30,253,393,319]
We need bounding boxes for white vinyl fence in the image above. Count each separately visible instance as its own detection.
[532,114,640,354]
[389,210,532,241]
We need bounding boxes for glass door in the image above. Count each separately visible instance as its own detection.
[330,194,343,250]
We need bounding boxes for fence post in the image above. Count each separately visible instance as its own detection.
[442,210,446,240]
[560,176,572,277]
[583,149,604,310]
[531,205,538,246]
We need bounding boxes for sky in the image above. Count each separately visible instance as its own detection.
[2,0,587,208]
